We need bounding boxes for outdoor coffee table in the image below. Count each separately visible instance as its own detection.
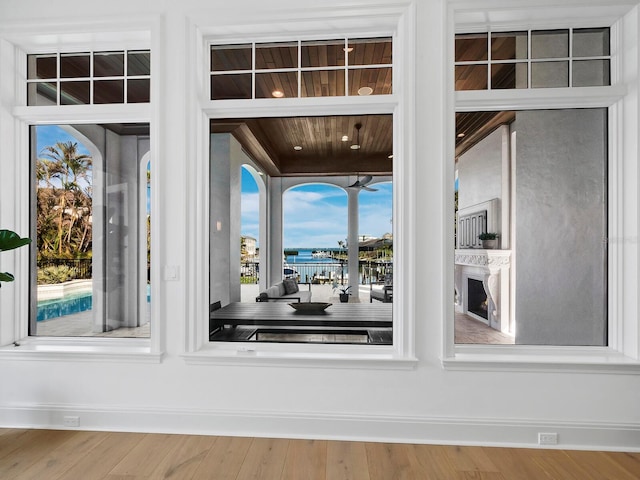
[210,302,392,329]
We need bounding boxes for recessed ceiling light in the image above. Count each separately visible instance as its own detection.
[341,135,349,142]
[294,145,303,151]
[272,90,284,98]
[457,133,465,138]
[357,86,374,96]
[350,144,360,150]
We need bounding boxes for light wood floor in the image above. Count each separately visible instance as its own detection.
[1,429,638,480]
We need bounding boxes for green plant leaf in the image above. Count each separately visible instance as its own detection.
[0,272,15,283]
[0,230,31,252]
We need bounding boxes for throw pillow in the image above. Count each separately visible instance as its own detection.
[283,278,299,294]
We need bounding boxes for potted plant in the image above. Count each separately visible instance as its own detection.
[0,229,31,287]
[332,283,352,303]
[478,232,499,249]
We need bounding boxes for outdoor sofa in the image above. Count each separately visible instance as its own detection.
[256,278,312,302]
[370,274,393,303]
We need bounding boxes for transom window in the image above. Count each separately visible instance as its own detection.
[210,37,392,100]
[455,28,610,90]
[27,50,151,105]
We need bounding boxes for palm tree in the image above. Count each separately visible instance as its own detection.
[40,141,92,256]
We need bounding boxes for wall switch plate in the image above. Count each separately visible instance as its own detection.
[538,432,558,445]
[163,265,179,281]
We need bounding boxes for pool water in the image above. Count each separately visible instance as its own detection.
[37,292,92,321]
[37,286,152,321]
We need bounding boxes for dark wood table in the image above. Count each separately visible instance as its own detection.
[210,302,392,329]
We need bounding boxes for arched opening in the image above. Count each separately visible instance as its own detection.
[283,183,348,290]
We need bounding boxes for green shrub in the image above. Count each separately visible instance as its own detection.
[37,265,78,284]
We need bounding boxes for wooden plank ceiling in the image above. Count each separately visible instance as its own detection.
[211,115,393,177]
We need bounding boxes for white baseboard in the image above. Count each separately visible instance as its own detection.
[1,404,639,452]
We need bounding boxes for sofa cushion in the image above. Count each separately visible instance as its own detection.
[283,278,299,294]
[276,282,286,296]
[265,285,280,298]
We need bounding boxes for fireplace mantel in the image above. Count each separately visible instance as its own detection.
[455,249,512,333]
[455,249,511,268]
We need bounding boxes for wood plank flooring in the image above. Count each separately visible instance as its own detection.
[1,429,638,480]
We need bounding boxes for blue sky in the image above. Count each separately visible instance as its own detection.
[36,125,92,158]
[241,167,393,249]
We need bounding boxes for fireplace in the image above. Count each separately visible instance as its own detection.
[454,249,512,333]
[467,278,488,320]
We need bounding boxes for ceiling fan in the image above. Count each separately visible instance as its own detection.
[348,123,378,192]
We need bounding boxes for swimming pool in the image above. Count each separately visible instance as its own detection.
[37,286,152,321]
[37,292,92,321]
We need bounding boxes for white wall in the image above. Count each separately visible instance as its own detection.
[514,109,608,346]
[457,126,504,211]
[0,0,639,451]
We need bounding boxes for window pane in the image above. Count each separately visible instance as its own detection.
[27,82,57,105]
[94,79,124,103]
[573,28,610,57]
[531,29,569,59]
[348,37,392,65]
[301,70,345,97]
[94,52,124,77]
[211,74,252,100]
[454,109,607,346]
[211,44,252,71]
[348,67,392,96]
[573,59,610,87]
[455,33,488,62]
[255,42,297,69]
[27,55,57,79]
[491,63,527,89]
[128,51,151,76]
[31,124,151,338]
[60,54,90,78]
[531,61,568,88]
[301,40,345,67]
[127,79,150,103]
[210,115,394,345]
[61,81,90,105]
[455,64,488,91]
[255,71,297,98]
[491,32,527,60]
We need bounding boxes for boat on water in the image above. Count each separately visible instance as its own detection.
[311,250,331,258]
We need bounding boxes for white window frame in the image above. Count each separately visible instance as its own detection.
[454,28,613,91]
[209,38,393,100]
[181,4,418,369]
[0,17,162,363]
[26,49,151,106]
[443,1,640,373]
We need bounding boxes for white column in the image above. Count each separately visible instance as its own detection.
[268,177,284,287]
[347,189,359,300]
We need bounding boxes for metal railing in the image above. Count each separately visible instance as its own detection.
[240,260,392,285]
[37,258,92,279]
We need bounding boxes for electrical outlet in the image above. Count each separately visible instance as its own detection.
[538,432,558,445]
[63,416,80,427]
